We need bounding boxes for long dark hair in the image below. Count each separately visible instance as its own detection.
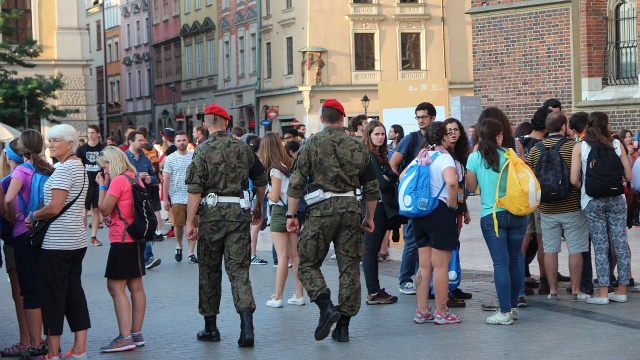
[391,124,405,145]
[420,122,442,149]
[363,120,390,166]
[18,129,53,175]
[476,107,515,150]
[584,112,613,149]
[514,122,533,138]
[443,118,469,166]
[477,118,504,172]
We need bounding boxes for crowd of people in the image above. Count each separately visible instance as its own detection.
[2,97,640,358]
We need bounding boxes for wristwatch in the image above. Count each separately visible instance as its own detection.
[286,213,297,219]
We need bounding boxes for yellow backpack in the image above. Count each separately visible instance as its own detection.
[492,148,541,236]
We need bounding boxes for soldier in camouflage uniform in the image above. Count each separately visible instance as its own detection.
[185,104,267,348]
[286,99,380,342]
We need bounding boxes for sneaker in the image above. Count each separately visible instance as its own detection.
[486,310,513,325]
[517,296,528,308]
[20,341,47,358]
[100,336,136,353]
[413,308,434,324]
[547,294,560,302]
[378,252,390,262]
[266,295,283,308]
[399,282,416,295]
[163,229,175,238]
[251,255,268,265]
[287,294,306,306]
[586,297,609,305]
[145,257,161,270]
[510,308,519,321]
[330,254,336,260]
[62,349,88,360]
[571,293,591,302]
[452,288,473,300]
[175,248,183,262]
[188,254,198,264]
[154,233,165,242]
[608,292,628,303]
[447,296,466,308]
[1,342,30,357]
[90,237,102,246]
[632,285,640,293]
[366,288,398,305]
[565,285,594,295]
[131,332,145,347]
[481,298,500,311]
[433,310,461,325]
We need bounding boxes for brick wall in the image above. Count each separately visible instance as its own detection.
[472,7,573,124]
[580,0,607,79]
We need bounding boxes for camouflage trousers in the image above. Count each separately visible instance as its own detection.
[298,212,365,317]
[197,220,256,316]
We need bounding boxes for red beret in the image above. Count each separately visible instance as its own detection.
[204,104,231,120]
[322,99,345,116]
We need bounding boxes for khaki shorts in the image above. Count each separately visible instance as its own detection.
[170,203,198,228]
[3,244,16,273]
[541,211,589,253]
[526,209,542,234]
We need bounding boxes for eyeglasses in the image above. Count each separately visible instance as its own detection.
[447,128,460,134]
[415,115,431,120]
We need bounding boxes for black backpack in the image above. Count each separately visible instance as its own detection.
[115,174,158,243]
[518,136,543,158]
[398,131,420,174]
[584,140,625,198]
[533,138,571,203]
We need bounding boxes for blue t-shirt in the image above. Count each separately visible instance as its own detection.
[466,148,508,217]
[395,131,424,163]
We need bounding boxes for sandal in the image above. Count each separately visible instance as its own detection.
[1,342,30,357]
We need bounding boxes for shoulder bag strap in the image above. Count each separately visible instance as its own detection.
[43,171,86,225]
[114,173,137,243]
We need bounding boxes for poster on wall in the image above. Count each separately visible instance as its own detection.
[379,79,449,134]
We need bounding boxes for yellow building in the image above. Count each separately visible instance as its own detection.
[257,0,473,134]
[2,0,95,132]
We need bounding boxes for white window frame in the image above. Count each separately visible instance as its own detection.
[127,71,132,99]
[195,0,201,10]
[107,41,112,62]
[207,0,213,6]
[195,41,204,77]
[114,37,119,61]
[153,0,159,24]
[238,36,245,75]
[126,23,131,48]
[173,0,180,16]
[163,0,169,20]
[351,30,380,71]
[285,36,293,75]
[135,20,140,46]
[185,44,193,79]
[250,33,256,73]
[185,0,191,13]
[398,31,425,71]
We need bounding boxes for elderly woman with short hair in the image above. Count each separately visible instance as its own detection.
[25,124,90,360]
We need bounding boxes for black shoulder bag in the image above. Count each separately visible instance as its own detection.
[26,175,86,249]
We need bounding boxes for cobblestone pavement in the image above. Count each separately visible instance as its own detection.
[2,196,640,359]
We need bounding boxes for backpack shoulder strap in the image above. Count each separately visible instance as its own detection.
[534,140,547,152]
[493,149,512,237]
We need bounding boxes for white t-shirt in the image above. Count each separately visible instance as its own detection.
[580,139,624,209]
[409,151,456,203]
[43,159,88,250]
[163,151,193,205]
[268,167,289,206]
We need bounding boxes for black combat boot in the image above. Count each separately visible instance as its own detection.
[331,315,351,342]
[197,315,220,342]
[314,293,341,341]
[237,311,254,347]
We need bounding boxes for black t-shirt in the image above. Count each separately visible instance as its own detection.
[76,142,105,186]
[164,144,177,157]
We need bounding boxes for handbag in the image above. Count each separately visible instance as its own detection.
[26,176,85,249]
[381,186,408,230]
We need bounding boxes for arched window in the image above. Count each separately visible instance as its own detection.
[607,0,638,84]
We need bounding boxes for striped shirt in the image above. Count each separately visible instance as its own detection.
[43,159,88,250]
[527,135,581,214]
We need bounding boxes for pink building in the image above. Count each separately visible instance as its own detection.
[120,0,153,134]
[151,0,182,138]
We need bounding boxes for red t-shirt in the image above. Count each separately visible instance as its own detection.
[107,171,143,243]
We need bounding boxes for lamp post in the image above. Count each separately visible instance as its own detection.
[168,83,178,130]
[97,104,104,137]
[361,94,370,119]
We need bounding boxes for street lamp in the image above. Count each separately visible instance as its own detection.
[361,94,370,118]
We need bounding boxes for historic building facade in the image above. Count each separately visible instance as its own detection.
[469,0,640,130]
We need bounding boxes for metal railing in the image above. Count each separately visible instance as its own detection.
[605,2,638,85]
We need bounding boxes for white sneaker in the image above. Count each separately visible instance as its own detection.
[266,295,283,308]
[330,254,336,260]
[287,294,305,306]
[486,310,514,325]
[632,285,640,293]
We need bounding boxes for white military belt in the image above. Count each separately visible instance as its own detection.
[324,191,356,198]
[200,193,243,208]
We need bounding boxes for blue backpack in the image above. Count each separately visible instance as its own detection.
[430,247,462,293]
[18,162,50,216]
[398,152,445,218]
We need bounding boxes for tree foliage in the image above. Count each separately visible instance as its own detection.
[0,3,76,128]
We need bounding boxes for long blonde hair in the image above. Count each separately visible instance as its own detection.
[97,146,137,177]
[259,132,292,175]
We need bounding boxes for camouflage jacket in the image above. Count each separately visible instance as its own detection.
[287,125,380,216]
[186,131,267,222]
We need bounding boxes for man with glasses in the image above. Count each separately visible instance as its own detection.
[283,128,298,143]
[389,102,436,296]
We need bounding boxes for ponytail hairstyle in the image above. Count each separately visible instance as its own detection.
[18,129,53,175]
[476,118,504,172]
[419,122,442,149]
[362,120,390,167]
[584,112,613,149]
